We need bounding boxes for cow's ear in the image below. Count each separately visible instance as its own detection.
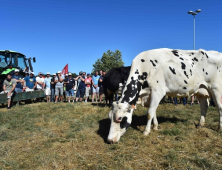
[112,102,118,107]
[111,102,116,110]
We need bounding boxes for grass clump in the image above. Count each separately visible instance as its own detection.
[193,156,214,169]
[163,128,181,136]
[165,149,177,162]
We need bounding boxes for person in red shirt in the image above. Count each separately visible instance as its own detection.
[84,73,92,102]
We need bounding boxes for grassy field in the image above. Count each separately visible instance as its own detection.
[0,101,222,169]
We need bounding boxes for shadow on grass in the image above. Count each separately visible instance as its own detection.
[91,102,107,108]
[97,115,187,143]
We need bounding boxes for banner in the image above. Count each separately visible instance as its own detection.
[61,64,68,76]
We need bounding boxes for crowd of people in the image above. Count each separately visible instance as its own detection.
[1,69,106,110]
[1,69,213,110]
[163,96,200,106]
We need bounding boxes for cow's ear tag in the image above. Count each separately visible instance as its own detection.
[131,105,135,109]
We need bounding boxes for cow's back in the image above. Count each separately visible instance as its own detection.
[120,48,222,103]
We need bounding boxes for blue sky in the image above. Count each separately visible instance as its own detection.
[0,0,221,75]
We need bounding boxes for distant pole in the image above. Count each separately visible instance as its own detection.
[188,9,201,50]
[194,15,195,50]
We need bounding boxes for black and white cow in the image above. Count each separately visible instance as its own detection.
[107,48,222,143]
[103,66,131,107]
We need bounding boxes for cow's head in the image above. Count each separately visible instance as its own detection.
[107,102,134,143]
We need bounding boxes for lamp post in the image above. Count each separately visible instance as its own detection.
[188,9,201,50]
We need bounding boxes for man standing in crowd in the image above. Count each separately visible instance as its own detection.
[84,73,92,102]
[12,69,24,93]
[44,72,51,102]
[23,67,31,74]
[64,73,75,102]
[92,71,100,102]
[22,72,29,91]
[51,73,56,102]
[99,70,106,102]
[25,72,29,77]
[55,71,64,103]
[63,74,68,101]
[173,97,186,106]
[36,72,45,90]
[0,74,16,110]
[191,96,199,105]
[24,72,37,91]
[75,71,85,102]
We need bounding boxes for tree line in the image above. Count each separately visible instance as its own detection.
[71,50,124,77]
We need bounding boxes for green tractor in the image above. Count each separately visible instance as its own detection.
[0,50,36,91]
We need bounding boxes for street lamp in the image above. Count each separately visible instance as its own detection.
[188,9,201,50]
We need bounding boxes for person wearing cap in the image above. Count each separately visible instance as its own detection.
[55,71,65,103]
[99,70,106,102]
[50,73,56,102]
[44,72,52,102]
[0,74,16,110]
[92,71,100,102]
[64,73,75,102]
[36,72,45,90]
[23,67,31,74]
[12,69,25,93]
[75,71,86,102]
[84,73,92,102]
[25,72,29,77]
[24,72,37,92]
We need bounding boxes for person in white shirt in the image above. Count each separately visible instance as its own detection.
[44,72,52,102]
[36,72,45,90]
[55,71,65,103]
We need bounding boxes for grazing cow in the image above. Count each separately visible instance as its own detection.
[103,66,131,107]
[107,48,222,143]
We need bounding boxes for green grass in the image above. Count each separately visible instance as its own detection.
[163,128,181,136]
[0,102,222,169]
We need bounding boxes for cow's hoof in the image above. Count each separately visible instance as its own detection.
[197,123,204,128]
[143,131,150,136]
[153,126,158,131]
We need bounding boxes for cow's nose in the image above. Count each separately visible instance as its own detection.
[107,138,117,144]
[107,139,114,144]
[116,117,122,123]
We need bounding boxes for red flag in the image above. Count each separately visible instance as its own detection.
[61,64,68,76]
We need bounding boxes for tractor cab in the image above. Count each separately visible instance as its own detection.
[0,50,36,91]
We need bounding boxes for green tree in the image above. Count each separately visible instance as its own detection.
[71,73,78,78]
[92,50,124,73]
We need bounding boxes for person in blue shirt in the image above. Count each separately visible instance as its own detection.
[12,69,25,93]
[75,71,85,102]
[44,72,52,102]
[92,71,100,102]
[24,72,37,91]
